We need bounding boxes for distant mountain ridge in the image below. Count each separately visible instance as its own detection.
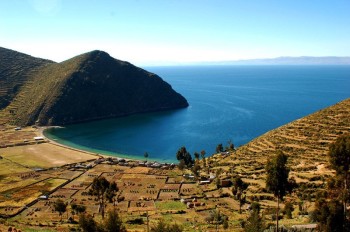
[195,56,350,65]
[0,47,188,126]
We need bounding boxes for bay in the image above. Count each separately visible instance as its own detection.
[44,65,350,162]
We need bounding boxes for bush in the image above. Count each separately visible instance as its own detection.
[127,218,144,225]
[283,201,294,219]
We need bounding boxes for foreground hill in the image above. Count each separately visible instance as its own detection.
[0,48,188,126]
[216,98,350,205]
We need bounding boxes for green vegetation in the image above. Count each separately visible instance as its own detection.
[89,176,118,219]
[244,202,265,232]
[232,176,248,214]
[78,210,126,232]
[155,201,186,211]
[176,146,193,167]
[265,151,293,231]
[0,48,188,126]
[310,134,350,231]
[53,199,67,221]
[150,220,182,232]
[0,47,53,111]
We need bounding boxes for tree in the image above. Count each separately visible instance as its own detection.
[200,150,206,159]
[192,163,201,180]
[71,203,86,221]
[329,134,350,216]
[176,146,193,167]
[194,152,200,161]
[311,198,344,232]
[89,176,118,219]
[144,152,149,161]
[178,159,186,172]
[216,143,224,153]
[222,216,229,230]
[244,202,265,232]
[79,213,98,232]
[283,201,294,219]
[232,176,249,214]
[225,140,234,151]
[265,151,291,231]
[54,199,67,221]
[104,209,126,232]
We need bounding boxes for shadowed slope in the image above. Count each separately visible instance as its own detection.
[0,49,188,126]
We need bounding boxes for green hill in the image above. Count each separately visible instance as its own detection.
[0,48,188,126]
[0,47,53,110]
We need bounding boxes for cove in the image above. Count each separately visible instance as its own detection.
[44,65,350,162]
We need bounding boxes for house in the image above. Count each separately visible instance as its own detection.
[151,162,161,168]
[220,179,232,187]
[38,195,49,200]
[292,224,318,231]
[199,180,211,185]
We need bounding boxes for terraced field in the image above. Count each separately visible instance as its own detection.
[217,98,350,208]
[0,98,349,231]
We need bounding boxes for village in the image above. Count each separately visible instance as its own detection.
[0,140,249,231]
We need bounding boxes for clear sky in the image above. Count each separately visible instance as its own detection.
[1,0,350,65]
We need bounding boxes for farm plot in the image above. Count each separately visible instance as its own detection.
[0,158,31,175]
[50,188,78,200]
[128,200,155,212]
[71,189,94,205]
[0,171,47,193]
[62,171,99,190]
[155,201,186,212]
[100,172,119,182]
[158,184,180,200]
[119,174,166,201]
[56,170,83,179]
[0,178,67,213]
[180,183,203,197]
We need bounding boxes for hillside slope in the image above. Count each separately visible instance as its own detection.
[0,49,188,126]
[0,47,53,110]
[216,98,350,203]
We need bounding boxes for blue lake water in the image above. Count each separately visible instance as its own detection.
[44,65,350,162]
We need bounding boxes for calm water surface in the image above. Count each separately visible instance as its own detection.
[45,66,350,162]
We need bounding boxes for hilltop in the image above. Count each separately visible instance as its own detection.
[0,48,188,126]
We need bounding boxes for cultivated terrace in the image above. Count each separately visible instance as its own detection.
[0,98,349,231]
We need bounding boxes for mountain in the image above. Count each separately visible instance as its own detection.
[0,48,188,126]
[194,56,350,66]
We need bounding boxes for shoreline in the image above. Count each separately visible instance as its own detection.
[40,126,170,163]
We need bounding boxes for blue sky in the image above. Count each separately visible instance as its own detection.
[1,0,349,65]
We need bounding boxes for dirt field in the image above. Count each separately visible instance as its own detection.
[0,143,97,169]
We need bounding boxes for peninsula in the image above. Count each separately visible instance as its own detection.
[0,47,188,126]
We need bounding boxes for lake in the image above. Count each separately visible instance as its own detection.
[44,65,350,162]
